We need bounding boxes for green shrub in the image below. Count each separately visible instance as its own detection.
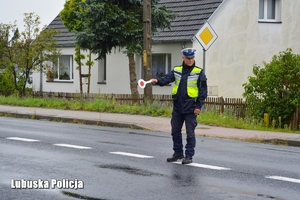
[243,48,300,128]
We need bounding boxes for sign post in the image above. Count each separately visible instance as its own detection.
[195,22,218,72]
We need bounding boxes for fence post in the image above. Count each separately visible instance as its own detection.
[220,97,224,114]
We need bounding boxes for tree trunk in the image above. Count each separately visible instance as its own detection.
[78,48,83,94]
[11,67,18,92]
[21,70,30,96]
[143,0,153,103]
[128,54,140,105]
[87,52,91,94]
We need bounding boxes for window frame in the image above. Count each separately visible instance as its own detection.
[258,0,282,23]
[142,53,171,79]
[97,56,107,84]
[52,55,73,81]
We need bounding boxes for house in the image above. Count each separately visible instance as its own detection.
[32,0,300,98]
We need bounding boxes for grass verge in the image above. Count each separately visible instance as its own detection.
[0,95,299,134]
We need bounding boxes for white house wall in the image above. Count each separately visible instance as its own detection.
[102,43,191,95]
[33,0,300,98]
[138,42,192,95]
[89,44,185,95]
[98,49,131,94]
[33,47,78,93]
[33,43,186,95]
[200,0,300,98]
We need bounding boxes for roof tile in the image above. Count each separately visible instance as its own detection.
[47,0,223,46]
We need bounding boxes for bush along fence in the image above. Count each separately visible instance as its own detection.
[1,91,299,131]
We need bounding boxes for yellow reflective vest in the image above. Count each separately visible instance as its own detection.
[172,66,202,98]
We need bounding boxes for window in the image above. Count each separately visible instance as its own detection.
[142,54,171,78]
[53,55,73,80]
[259,0,281,22]
[98,56,106,83]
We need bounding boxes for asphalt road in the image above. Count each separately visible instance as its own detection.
[1,117,300,200]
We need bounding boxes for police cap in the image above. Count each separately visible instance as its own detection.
[181,48,196,58]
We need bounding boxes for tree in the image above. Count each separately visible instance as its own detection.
[74,46,85,93]
[243,48,300,128]
[85,52,94,93]
[0,13,60,95]
[0,25,21,91]
[60,0,86,94]
[72,0,175,103]
[0,70,14,93]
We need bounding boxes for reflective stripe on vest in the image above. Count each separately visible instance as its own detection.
[172,66,202,98]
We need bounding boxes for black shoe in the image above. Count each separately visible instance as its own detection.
[167,154,184,162]
[182,157,193,165]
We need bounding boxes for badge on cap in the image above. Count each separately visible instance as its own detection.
[181,48,196,58]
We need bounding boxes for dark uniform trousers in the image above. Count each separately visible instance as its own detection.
[171,111,197,158]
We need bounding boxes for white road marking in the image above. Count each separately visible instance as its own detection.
[266,176,300,184]
[53,143,92,149]
[110,152,154,158]
[173,161,231,170]
[6,137,40,142]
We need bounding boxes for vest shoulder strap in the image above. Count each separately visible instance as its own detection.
[174,65,182,69]
[193,66,203,72]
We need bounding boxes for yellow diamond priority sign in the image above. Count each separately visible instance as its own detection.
[195,22,217,50]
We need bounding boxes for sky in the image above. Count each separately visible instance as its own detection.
[0,0,66,31]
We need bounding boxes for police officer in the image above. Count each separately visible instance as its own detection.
[151,48,208,164]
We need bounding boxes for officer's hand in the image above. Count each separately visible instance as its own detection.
[194,108,201,115]
[150,78,158,83]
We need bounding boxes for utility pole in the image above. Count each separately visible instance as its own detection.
[143,0,153,102]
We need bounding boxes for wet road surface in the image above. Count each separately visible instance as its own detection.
[1,117,300,200]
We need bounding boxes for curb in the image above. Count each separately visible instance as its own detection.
[264,139,300,148]
[1,111,300,148]
[0,112,145,130]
